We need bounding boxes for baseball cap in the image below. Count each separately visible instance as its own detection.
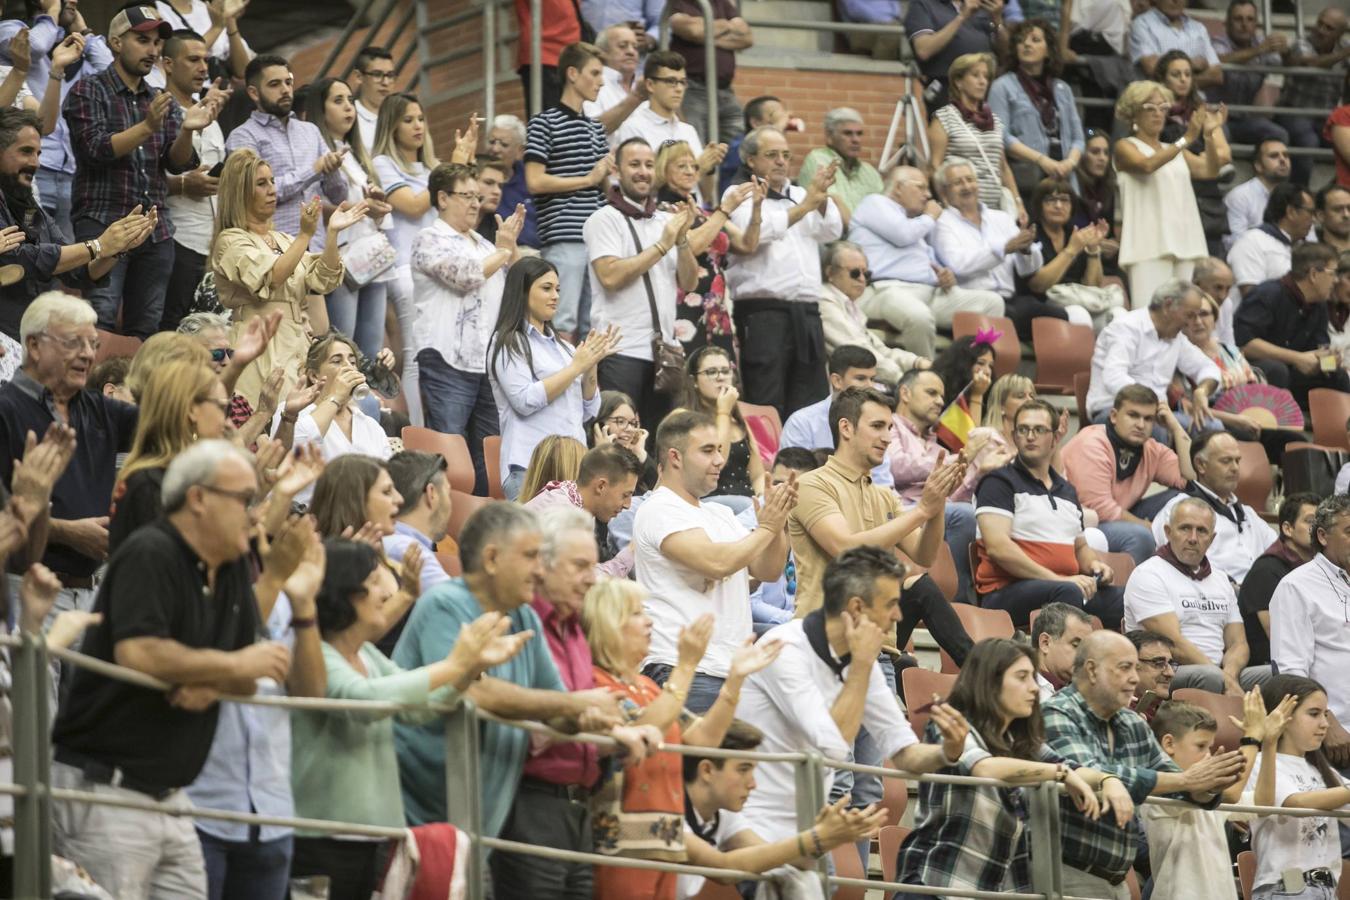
[109,6,172,39]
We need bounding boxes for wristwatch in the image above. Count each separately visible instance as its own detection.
[1239,737,1262,748]
[1173,136,1189,149]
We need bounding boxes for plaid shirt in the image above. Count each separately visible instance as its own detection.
[1042,686,1216,884]
[1280,36,1350,112]
[228,393,254,430]
[64,66,195,242]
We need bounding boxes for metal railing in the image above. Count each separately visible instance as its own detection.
[12,630,1350,899]
[315,0,422,89]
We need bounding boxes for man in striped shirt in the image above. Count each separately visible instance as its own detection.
[525,41,615,340]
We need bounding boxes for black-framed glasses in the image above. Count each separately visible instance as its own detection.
[1138,656,1179,671]
[698,366,734,378]
[605,415,640,430]
[1015,425,1053,437]
[360,70,397,81]
[210,347,235,363]
[200,484,258,507]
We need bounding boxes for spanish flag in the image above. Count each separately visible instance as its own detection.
[935,381,975,453]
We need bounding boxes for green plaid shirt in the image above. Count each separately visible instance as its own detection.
[1043,686,1215,884]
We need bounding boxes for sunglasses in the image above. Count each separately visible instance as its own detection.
[210,348,236,364]
[842,267,871,281]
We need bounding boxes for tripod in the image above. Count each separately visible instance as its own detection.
[880,66,930,172]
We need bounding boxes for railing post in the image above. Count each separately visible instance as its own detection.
[529,0,543,116]
[443,700,484,900]
[793,752,828,891]
[1293,0,1304,47]
[483,0,497,127]
[12,632,51,899]
[1026,781,1063,900]
[659,1,719,149]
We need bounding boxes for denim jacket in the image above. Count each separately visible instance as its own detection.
[988,73,1086,165]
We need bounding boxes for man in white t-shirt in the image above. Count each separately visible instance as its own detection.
[1125,497,1270,696]
[349,46,396,154]
[585,136,697,434]
[737,546,971,842]
[634,409,795,712]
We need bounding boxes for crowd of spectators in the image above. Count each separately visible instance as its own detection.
[0,0,1347,898]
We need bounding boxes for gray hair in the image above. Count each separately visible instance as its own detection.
[823,107,864,136]
[491,114,527,147]
[1191,257,1231,285]
[1168,496,1216,526]
[1315,495,1350,546]
[821,239,864,272]
[537,506,596,564]
[595,23,633,51]
[161,439,253,512]
[458,501,539,573]
[1147,278,1199,312]
[19,292,97,347]
[177,312,232,336]
[932,156,976,196]
[1030,601,1093,645]
[741,125,784,160]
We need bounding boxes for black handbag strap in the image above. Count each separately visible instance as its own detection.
[622,216,664,340]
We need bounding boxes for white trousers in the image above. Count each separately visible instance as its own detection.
[1124,257,1198,310]
[860,281,1006,359]
[387,264,423,426]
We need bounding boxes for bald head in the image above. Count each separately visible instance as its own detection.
[1073,630,1132,676]
[885,165,935,216]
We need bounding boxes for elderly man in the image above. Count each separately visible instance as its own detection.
[975,399,1124,630]
[725,125,842,419]
[50,440,294,899]
[932,157,1065,341]
[1233,242,1348,406]
[1238,491,1319,669]
[850,165,1004,359]
[1033,601,1096,700]
[0,293,137,617]
[1085,279,1221,439]
[819,240,925,383]
[487,114,541,249]
[1279,7,1349,186]
[1125,497,1269,696]
[1227,183,1316,296]
[1271,495,1350,770]
[1150,431,1276,586]
[525,443,643,577]
[1130,0,1223,87]
[582,23,650,131]
[796,107,883,224]
[384,450,454,594]
[1222,139,1290,251]
[1126,629,1176,718]
[1211,2,1289,152]
[393,502,626,838]
[1043,630,1246,898]
[1192,256,1238,345]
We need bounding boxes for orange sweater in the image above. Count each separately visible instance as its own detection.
[1060,425,1186,522]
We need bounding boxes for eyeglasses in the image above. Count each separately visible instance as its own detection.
[449,191,483,203]
[36,332,99,354]
[200,484,258,507]
[360,70,397,82]
[209,347,235,363]
[195,396,230,415]
[605,416,639,429]
[649,76,688,87]
[698,366,734,378]
[842,267,871,281]
[1043,194,1073,206]
[1138,656,1179,671]
[1015,425,1053,437]
[1139,102,1168,114]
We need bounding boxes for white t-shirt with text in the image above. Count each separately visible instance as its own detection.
[1123,556,1242,665]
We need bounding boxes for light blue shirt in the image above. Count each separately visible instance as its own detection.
[488,324,602,472]
[838,0,900,23]
[0,17,111,177]
[580,0,664,37]
[848,194,939,286]
[1129,8,1220,69]
[987,73,1086,168]
[383,521,450,594]
[186,594,295,842]
[780,394,894,487]
[393,578,565,837]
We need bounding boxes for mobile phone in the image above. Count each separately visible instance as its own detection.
[208,159,226,178]
[1137,690,1162,719]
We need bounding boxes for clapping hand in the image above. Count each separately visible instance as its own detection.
[754,469,798,533]
[257,514,312,586]
[676,613,715,669]
[720,180,755,216]
[494,202,526,252]
[99,205,157,257]
[452,113,481,164]
[328,199,371,234]
[181,96,222,132]
[299,197,322,237]
[917,451,966,519]
[575,324,622,369]
[11,422,77,525]
[51,32,84,74]
[696,142,728,173]
[1205,103,1228,132]
[234,310,282,370]
[728,636,784,681]
[807,159,838,203]
[339,521,384,549]
[272,443,325,499]
[0,501,27,560]
[399,543,423,600]
[659,203,694,251]
[8,27,29,74]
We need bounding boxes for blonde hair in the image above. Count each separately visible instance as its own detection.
[518,435,586,503]
[372,93,439,176]
[126,333,212,403]
[947,52,996,103]
[1115,80,1175,123]
[984,373,1035,428]
[582,578,646,675]
[120,361,223,485]
[654,140,696,192]
[211,148,272,257]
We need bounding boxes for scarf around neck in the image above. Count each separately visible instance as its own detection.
[606,182,656,219]
[1156,543,1213,581]
[955,98,995,132]
[802,609,851,681]
[1104,423,1144,483]
[1015,71,1058,130]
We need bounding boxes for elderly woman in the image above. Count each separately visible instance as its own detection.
[1019,177,1121,330]
[930,52,1024,220]
[583,579,782,900]
[1114,80,1229,308]
[989,20,1087,197]
[210,148,369,406]
[653,140,761,358]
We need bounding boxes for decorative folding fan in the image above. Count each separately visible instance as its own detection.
[1212,383,1304,429]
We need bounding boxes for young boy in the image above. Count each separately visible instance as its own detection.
[1142,694,1283,900]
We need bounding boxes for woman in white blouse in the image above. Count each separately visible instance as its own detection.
[153,0,251,82]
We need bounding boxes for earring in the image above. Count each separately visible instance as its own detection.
[191,430,198,441]
[1131,122,1138,132]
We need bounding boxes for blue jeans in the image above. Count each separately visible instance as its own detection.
[326,280,388,360]
[829,656,896,871]
[503,465,526,501]
[1096,489,1181,563]
[540,241,590,336]
[640,663,725,714]
[945,502,976,603]
[74,222,174,338]
[418,349,500,496]
[35,167,72,243]
[198,830,292,900]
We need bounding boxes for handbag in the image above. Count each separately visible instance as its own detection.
[623,217,685,397]
[1046,282,1126,315]
[342,230,397,288]
[957,115,1019,215]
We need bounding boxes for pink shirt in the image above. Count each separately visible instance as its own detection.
[887,414,979,505]
[522,596,600,787]
[523,481,634,578]
[1060,425,1186,522]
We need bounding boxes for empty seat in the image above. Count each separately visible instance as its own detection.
[446,490,489,541]
[401,427,476,494]
[939,604,1014,673]
[900,668,957,736]
[1032,318,1095,395]
[1235,440,1273,515]
[94,329,142,365]
[1309,388,1350,450]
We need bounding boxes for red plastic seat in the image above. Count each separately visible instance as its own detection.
[900,668,956,736]
[1309,388,1350,450]
[401,427,476,494]
[1032,318,1095,395]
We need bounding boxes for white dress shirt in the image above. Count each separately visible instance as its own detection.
[738,617,918,841]
[584,203,679,361]
[288,402,392,505]
[933,205,1042,298]
[848,194,940,285]
[1227,226,1295,289]
[1150,486,1276,586]
[1270,553,1350,722]
[583,66,634,120]
[1123,555,1242,664]
[724,182,843,303]
[488,325,601,472]
[1086,307,1223,417]
[165,120,225,256]
[410,218,505,369]
[355,100,378,155]
[612,101,704,160]
[1222,178,1270,252]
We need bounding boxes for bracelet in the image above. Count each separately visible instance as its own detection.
[227,29,240,36]
[653,241,668,256]
[810,826,825,857]
[281,411,299,423]
[290,617,316,629]
[1239,736,1262,748]
[665,681,689,704]
[716,207,731,217]
[796,832,808,858]
[1085,249,1101,258]
[49,70,64,81]
[327,397,342,407]
[84,239,100,261]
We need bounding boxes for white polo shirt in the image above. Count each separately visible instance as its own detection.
[1124,555,1242,665]
[1151,488,1275,586]
[355,100,379,155]
[1270,554,1350,722]
[737,616,918,841]
[583,203,679,361]
[613,101,705,160]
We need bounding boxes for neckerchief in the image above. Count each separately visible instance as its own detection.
[1278,273,1312,315]
[1185,480,1245,528]
[802,609,850,681]
[606,182,656,219]
[955,98,995,132]
[684,792,719,842]
[1105,423,1144,483]
[1264,538,1310,569]
[1156,543,1213,581]
[1015,71,1058,130]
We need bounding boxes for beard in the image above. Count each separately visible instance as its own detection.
[0,170,35,214]
[259,96,293,118]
